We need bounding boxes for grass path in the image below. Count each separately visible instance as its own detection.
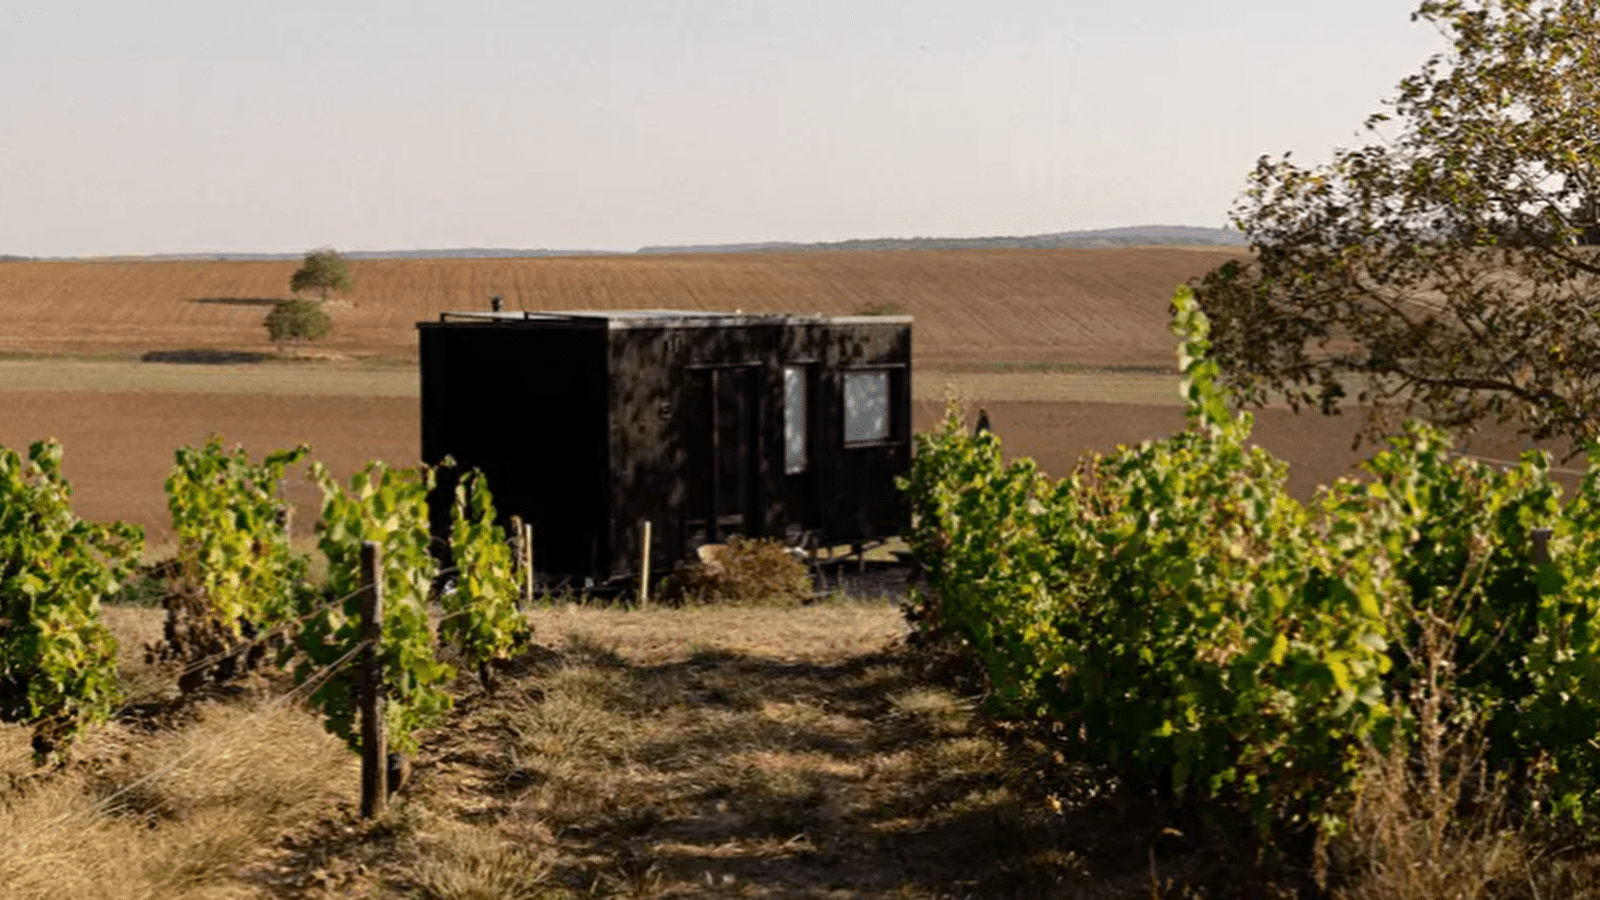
[3,602,1287,899]
[248,601,1142,899]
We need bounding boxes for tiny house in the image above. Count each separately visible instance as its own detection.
[417,309,912,584]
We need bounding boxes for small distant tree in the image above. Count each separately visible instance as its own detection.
[264,298,332,353]
[289,247,353,302]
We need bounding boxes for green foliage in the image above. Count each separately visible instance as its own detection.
[902,285,1600,841]
[1541,466,1600,819]
[156,437,311,687]
[1198,0,1600,446]
[0,440,142,761]
[264,298,332,350]
[440,472,530,679]
[288,247,353,302]
[298,461,453,755]
[166,436,310,631]
[905,288,1394,835]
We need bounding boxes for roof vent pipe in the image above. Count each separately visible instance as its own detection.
[491,294,503,312]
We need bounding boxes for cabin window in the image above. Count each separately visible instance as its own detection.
[843,370,890,444]
[784,366,809,473]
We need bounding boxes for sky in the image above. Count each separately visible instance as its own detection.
[0,1,1447,257]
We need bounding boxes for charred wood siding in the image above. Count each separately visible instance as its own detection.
[418,311,910,584]
[419,320,610,579]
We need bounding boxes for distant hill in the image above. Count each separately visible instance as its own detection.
[345,248,616,260]
[637,225,1247,255]
[35,248,618,263]
[17,225,1245,263]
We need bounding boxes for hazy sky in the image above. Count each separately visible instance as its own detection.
[1,1,1445,257]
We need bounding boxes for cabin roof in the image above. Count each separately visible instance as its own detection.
[425,309,913,330]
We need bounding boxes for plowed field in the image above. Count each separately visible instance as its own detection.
[0,246,1570,548]
[0,247,1239,366]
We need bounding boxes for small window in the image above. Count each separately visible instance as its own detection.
[844,370,890,444]
[784,366,808,474]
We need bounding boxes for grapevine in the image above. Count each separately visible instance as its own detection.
[0,440,142,761]
[901,285,1600,839]
[157,436,311,687]
[440,470,531,687]
[297,460,453,755]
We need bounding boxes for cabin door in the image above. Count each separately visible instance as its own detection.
[685,365,760,547]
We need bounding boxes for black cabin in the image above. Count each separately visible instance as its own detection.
[417,309,913,584]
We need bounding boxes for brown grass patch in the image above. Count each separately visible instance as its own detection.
[0,702,354,900]
[0,607,355,900]
[244,600,1139,898]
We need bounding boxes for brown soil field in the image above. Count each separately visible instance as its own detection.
[0,390,417,547]
[2,385,1569,551]
[0,246,1575,549]
[0,247,1240,366]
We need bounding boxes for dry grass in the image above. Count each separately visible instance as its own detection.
[1328,584,1600,900]
[244,599,1144,898]
[98,604,176,707]
[1329,728,1600,900]
[0,605,354,900]
[0,703,354,900]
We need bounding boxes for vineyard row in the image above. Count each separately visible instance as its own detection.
[900,287,1600,848]
[0,436,528,776]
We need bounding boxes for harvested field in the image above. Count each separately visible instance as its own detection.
[0,239,1570,552]
[0,389,418,545]
[0,247,1239,366]
[1,369,1571,549]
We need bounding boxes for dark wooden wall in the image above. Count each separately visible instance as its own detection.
[607,319,911,581]
[418,321,610,581]
[421,315,910,584]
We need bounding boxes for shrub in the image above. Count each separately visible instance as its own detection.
[440,470,532,686]
[264,298,331,351]
[152,437,311,690]
[296,461,453,755]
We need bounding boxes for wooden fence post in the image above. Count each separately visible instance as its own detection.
[638,520,652,605]
[523,523,535,602]
[509,515,525,605]
[359,540,388,819]
[1532,527,1553,565]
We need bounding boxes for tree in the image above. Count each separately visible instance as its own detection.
[289,247,353,302]
[1196,0,1600,446]
[264,298,332,352]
